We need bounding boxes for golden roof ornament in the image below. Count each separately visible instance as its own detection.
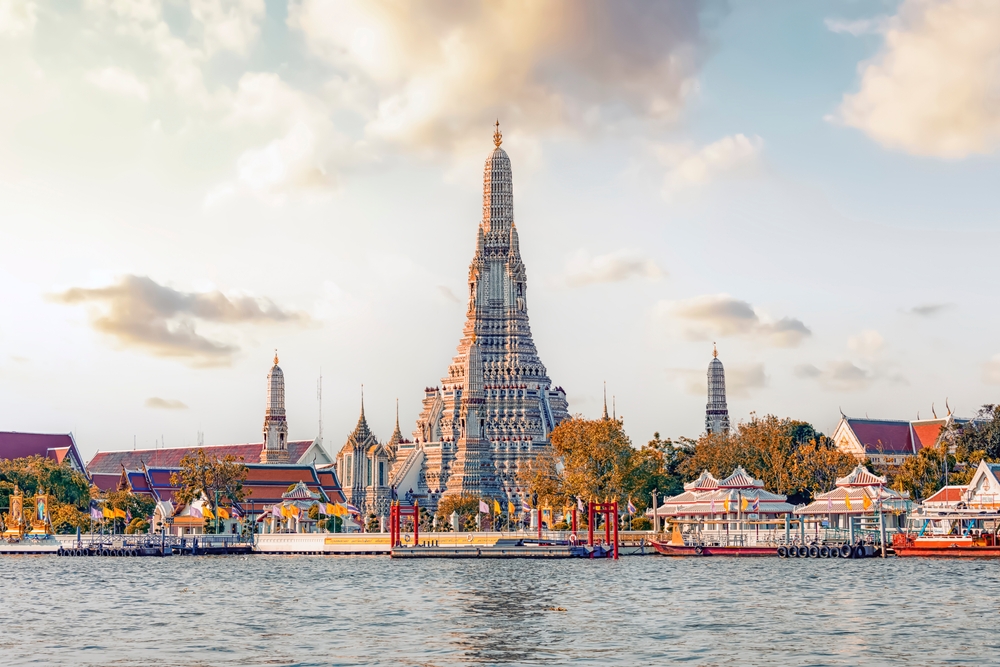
[493,119,502,147]
[273,349,279,365]
[713,342,718,358]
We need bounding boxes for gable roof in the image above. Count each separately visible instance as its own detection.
[836,465,887,487]
[846,419,914,455]
[86,440,319,475]
[924,486,965,505]
[911,418,948,451]
[0,431,87,473]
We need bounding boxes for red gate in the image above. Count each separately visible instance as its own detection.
[587,500,619,559]
[389,501,419,548]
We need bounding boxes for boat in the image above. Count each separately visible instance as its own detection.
[650,524,780,557]
[893,509,1000,557]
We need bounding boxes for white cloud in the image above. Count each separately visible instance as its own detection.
[795,360,874,392]
[190,0,265,56]
[834,0,1000,158]
[984,354,1000,384]
[145,397,188,410]
[848,329,885,358]
[84,67,150,101]
[287,0,706,153]
[0,0,37,36]
[563,249,664,287]
[657,294,810,348]
[660,133,762,194]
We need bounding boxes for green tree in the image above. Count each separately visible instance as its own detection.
[0,456,91,510]
[951,405,1000,461]
[170,450,249,510]
[890,445,947,500]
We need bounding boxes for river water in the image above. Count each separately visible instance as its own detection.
[1,555,996,666]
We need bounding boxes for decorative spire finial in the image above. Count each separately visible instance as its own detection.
[713,342,717,359]
[602,382,609,420]
[360,384,365,418]
[274,348,279,365]
[493,119,502,147]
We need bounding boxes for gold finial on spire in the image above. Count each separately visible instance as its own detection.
[713,342,718,358]
[493,119,502,147]
[274,348,279,365]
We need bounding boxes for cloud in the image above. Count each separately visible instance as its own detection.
[0,0,37,36]
[671,362,767,399]
[658,294,811,348]
[145,397,188,410]
[660,134,763,193]
[51,275,307,366]
[190,0,265,56]
[824,16,890,36]
[795,360,874,391]
[909,303,951,316]
[563,249,665,287]
[834,0,1000,158]
[848,329,885,358]
[84,67,150,102]
[984,354,1000,384]
[287,0,707,153]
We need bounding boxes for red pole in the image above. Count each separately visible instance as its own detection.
[413,500,419,547]
[538,507,543,541]
[613,501,619,560]
[605,504,611,546]
[572,508,578,534]
[588,502,594,547]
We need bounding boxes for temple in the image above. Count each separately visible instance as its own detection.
[260,352,290,463]
[705,344,730,434]
[389,123,570,512]
[335,394,404,519]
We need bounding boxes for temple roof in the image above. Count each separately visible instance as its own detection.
[684,470,720,491]
[719,466,764,489]
[836,465,887,487]
[0,431,86,472]
[845,418,914,454]
[87,441,317,474]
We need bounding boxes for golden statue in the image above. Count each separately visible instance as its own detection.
[2,484,25,539]
[29,488,53,536]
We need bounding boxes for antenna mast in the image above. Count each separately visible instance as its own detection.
[317,371,323,446]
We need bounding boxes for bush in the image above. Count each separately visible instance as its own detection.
[630,516,652,530]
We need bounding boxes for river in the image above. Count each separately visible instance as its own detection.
[1,555,996,666]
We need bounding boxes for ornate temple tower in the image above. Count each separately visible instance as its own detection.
[706,344,730,435]
[261,352,290,463]
[400,123,570,510]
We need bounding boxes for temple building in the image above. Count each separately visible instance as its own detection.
[831,406,971,466]
[0,431,87,473]
[389,123,570,512]
[705,344,730,434]
[335,395,406,518]
[88,354,333,489]
[795,465,910,530]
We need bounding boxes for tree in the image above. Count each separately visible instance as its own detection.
[891,445,947,500]
[170,450,249,510]
[0,456,91,511]
[50,503,91,534]
[628,432,689,509]
[950,405,1000,461]
[435,493,481,531]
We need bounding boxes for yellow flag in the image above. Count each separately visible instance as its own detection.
[844,495,852,510]
[113,508,126,519]
[723,498,730,512]
[203,505,214,519]
[326,503,337,516]
[741,497,749,512]
[493,499,502,515]
[508,501,515,515]
[217,507,230,520]
[102,507,114,519]
[862,495,872,511]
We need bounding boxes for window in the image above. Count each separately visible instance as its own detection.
[379,461,386,487]
[345,455,352,485]
[367,458,372,486]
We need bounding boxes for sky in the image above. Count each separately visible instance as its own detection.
[3,0,1000,462]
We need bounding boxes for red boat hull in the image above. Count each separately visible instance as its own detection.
[651,541,776,557]
[894,546,1000,557]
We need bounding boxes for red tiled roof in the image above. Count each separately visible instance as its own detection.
[86,441,316,475]
[0,431,86,472]
[847,419,914,455]
[912,420,947,451]
[90,472,121,492]
[925,486,965,504]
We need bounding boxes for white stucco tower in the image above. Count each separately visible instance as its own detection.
[261,351,290,463]
[706,344,730,435]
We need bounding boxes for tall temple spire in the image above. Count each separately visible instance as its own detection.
[261,352,289,463]
[602,382,609,420]
[706,344,730,435]
[408,125,570,508]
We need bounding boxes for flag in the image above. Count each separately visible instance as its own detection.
[346,504,360,515]
[723,498,730,513]
[577,497,585,512]
[479,499,489,514]
[508,501,515,515]
[89,501,102,521]
[217,507,230,520]
[741,497,749,512]
[627,499,636,514]
[126,509,132,523]
[827,497,833,511]
[271,505,282,518]
[202,505,214,520]
[750,497,759,513]
[862,495,872,511]
[113,508,126,520]
[102,507,114,519]
[189,505,203,518]
[521,499,531,513]
[231,506,242,519]
[325,503,337,516]
[493,499,502,515]
[710,499,716,514]
[844,495,852,511]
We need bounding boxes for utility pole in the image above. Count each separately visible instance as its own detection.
[317,372,323,447]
